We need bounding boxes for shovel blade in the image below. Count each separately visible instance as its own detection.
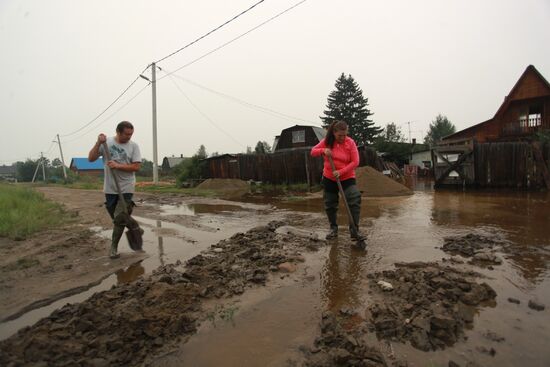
[125,217,143,251]
[126,229,143,251]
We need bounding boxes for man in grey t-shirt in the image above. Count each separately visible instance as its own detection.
[88,121,142,258]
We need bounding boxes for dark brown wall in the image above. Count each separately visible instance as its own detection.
[275,126,323,151]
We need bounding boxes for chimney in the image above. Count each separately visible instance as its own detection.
[180,154,183,158]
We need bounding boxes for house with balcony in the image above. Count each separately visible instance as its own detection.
[433,65,550,189]
[442,65,550,144]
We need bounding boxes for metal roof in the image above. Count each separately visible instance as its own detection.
[70,158,104,170]
[0,164,16,175]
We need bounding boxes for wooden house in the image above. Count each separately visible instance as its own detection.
[442,65,550,144]
[70,158,104,176]
[272,125,325,152]
[0,164,17,181]
[161,154,188,174]
[433,65,550,189]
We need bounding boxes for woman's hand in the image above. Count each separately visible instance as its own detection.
[333,170,340,179]
[324,148,332,157]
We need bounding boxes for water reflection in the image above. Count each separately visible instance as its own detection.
[321,241,367,310]
[156,220,165,266]
[116,262,145,284]
[160,203,246,216]
[431,190,550,282]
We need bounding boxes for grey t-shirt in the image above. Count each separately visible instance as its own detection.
[99,137,141,194]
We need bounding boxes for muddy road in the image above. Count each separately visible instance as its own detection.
[0,185,549,366]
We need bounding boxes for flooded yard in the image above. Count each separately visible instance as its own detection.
[0,185,549,366]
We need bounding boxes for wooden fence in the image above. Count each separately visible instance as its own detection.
[204,146,383,185]
[434,141,550,189]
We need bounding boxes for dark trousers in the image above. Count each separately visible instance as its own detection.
[323,184,361,231]
[105,193,134,247]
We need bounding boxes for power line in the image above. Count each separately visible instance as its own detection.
[165,71,317,125]
[60,65,150,138]
[155,0,267,64]
[63,83,151,145]
[58,0,272,139]
[163,71,246,149]
[159,0,308,80]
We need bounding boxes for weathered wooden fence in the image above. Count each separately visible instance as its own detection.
[434,141,550,189]
[204,146,383,185]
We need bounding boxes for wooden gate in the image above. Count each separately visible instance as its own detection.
[432,139,475,187]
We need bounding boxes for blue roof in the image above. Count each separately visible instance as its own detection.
[70,158,104,170]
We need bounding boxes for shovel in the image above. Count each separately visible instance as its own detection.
[327,155,367,249]
[102,142,143,251]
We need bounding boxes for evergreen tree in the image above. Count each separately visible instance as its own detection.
[196,145,208,159]
[254,141,271,154]
[321,73,381,146]
[424,114,456,146]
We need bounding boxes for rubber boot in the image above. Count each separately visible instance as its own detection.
[324,190,339,240]
[344,185,365,241]
[110,220,125,259]
[326,224,338,240]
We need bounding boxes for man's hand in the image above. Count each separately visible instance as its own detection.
[97,133,107,145]
[107,160,120,170]
[324,148,332,157]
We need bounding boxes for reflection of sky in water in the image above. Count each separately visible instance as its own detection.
[159,203,245,216]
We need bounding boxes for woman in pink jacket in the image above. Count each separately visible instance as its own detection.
[311,120,364,241]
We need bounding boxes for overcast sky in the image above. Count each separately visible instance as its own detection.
[1,0,549,165]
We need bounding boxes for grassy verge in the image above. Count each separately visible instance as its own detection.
[0,184,66,239]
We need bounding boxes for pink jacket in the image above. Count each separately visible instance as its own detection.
[310,137,359,181]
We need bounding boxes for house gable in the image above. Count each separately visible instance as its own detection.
[443,65,550,143]
[273,125,325,152]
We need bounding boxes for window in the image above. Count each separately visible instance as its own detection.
[292,130,305,143]
[528,105,542,127]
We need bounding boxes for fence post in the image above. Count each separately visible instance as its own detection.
[304,151,311,190]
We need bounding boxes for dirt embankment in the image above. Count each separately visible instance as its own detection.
[355,166,413,197]
[0,221,323,366]
[0,187,148,322]
[196,178,250,197]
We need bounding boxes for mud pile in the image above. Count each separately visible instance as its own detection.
[355,166,413,197]
[302,312,389,367]
[441,233,507,265]
[0,221,323,366]
[196,178,249,196]
[366,262,496,351]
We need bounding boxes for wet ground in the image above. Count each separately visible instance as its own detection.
[1,183,549,366]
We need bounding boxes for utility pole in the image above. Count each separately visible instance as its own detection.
[31,155,41,183]
[151,62,159,185]
[56,134,67,179]
[407,121,412,143]
[41,152,46,182]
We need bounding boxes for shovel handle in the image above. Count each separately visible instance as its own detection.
[327,155,358,230]
[102,142,128,213]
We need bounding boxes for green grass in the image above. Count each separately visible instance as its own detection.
[0,184,66,239]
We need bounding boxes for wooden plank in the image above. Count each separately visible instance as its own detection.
[435,150,473,185]
[532,142,550,189]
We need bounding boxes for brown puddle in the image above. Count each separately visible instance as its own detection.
[1,187,550,366]
[152,188,550,366]
[0,204,272,341]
